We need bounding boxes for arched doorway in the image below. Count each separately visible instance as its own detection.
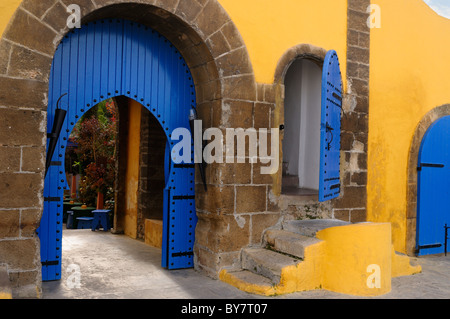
[0,0,259,295]
[280,49,343,202]
[416,115,450,256]
[38,19,197,281]
[283,58,323,194]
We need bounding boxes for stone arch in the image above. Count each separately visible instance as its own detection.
[0,0,258,296]
[274,43,327,85]
[2,0,256,116]
[270,44,333,220]
[406,104,450,255]
[272,41,370,225]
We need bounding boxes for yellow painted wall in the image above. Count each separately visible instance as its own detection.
[0,0,348,86]
[367,0,450,253]
[5,0,443,255]
[220,222,421,297]
[316,223,392,296]
[0,0,21,38]
[218,0,348,85]
[145,219,163,248]
[124,99,142,239]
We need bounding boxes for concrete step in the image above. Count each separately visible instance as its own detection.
[241,248,302,284]
[283,219,350,237]
[264,229,322,259]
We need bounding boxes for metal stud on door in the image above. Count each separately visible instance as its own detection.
[39,19,198,280]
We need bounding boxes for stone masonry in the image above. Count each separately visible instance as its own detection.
[333,0,371,222]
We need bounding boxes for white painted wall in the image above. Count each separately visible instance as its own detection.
[283,60,302,177]
[283,59,322,190]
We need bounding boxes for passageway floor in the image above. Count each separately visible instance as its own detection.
[41,229,450,300]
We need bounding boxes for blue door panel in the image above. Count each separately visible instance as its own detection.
[417,116,450,256]
[319,50,342,202]
[39,19,197,280]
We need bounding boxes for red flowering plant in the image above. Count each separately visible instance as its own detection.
[72,100,117,208]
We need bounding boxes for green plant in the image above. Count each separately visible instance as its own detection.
[70,100,117,205]
[78,175,97,206]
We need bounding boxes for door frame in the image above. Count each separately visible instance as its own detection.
[416,115,450,256]
[407,104,450,256]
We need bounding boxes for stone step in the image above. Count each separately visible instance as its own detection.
[241,248,302,284]
[226,270,275,287]
[220,270,278,296]
[264,229,322,259]
[282,175,299,187]
[283,219,350,237]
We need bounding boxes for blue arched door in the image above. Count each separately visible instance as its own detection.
[416,116,450,256]
[37,19,197,281]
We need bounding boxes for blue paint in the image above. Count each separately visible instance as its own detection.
[319,50,342,202]
[37,19,197,281]
[416,116,450,256]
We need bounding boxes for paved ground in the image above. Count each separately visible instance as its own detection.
[41,229,450,299]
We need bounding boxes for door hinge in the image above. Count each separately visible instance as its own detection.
[41,260,59,266]
[415,243,442,254]
[417,163,444,171]
[332,92,342,102]
[330,184,340,190]
[172,251,194,257]
[173,195,195,200]
[173,164,195,169]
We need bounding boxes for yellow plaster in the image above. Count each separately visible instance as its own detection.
[0,0,21,38]
[220,222,420,297]
[218,0,348,84]
[391,246,421,278]
[316,223,392,296]
[145,219,163,248]
[219,270,277,296]
[367,0,450,253]
[0,0,348,85]
[0,292,12,299]
[124,99,142,239]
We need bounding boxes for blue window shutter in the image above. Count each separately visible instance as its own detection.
[319,50,342,202]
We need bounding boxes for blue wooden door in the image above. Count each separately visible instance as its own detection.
[416,116,450,256]
[37,19,198,281]
[319,50,342,202]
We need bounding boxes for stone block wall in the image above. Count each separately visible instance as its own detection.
[332,0,370,223]
[136,109,166,241]
[194,81,283,275]
[0,1,55,299]
[268,0,371,226]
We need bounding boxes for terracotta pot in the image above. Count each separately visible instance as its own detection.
[97,192,104,210]
[71,175,77,199]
